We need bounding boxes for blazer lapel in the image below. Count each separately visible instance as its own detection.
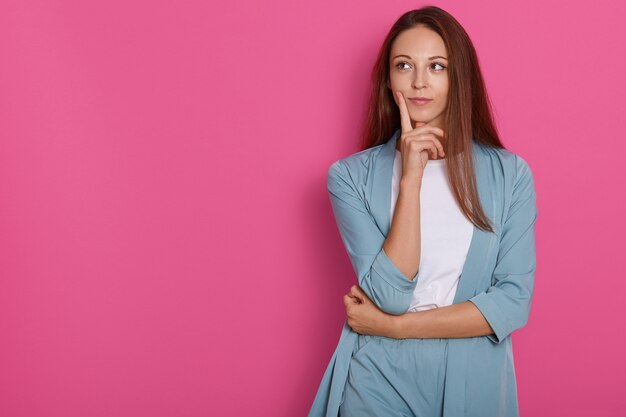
[369,129,497,303]
[453,141,497,302]
[370,128,401,237]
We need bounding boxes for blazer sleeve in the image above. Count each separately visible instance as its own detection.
[327,160,419,315]
[468,155,538,344]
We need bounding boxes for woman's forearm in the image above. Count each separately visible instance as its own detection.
[383,178,423,280]
[390,301,495,339]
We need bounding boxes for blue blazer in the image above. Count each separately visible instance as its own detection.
[308,129,538,417]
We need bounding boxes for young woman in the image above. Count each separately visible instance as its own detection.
[308,6,538,417]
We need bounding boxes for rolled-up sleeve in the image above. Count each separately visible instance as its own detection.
[327,160,418,315]
[469,155,538,344]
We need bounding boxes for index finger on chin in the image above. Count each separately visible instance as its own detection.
[395,91,413,134]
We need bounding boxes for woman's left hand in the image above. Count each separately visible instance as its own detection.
[343,285,398,338]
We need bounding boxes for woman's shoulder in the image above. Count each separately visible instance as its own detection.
[474,141,534,189]
[327,143,386,184]
[474,140,535,181]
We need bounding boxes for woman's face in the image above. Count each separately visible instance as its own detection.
[388,25,449,129]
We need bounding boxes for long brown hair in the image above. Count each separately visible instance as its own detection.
[362,6,503,233]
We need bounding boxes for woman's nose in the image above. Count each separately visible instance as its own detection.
[412,70,426,89]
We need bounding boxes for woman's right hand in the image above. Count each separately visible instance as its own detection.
[394,91,446,182]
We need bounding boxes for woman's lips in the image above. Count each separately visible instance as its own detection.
[409,98,432,105]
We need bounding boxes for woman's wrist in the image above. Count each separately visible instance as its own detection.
[399,176,422,192]
[383,312,407,339]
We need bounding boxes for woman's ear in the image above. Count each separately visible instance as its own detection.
[386,79,391,89]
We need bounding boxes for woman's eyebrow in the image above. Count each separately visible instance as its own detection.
[392,54,448,60]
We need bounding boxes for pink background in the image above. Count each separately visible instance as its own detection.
[1,1,625,416]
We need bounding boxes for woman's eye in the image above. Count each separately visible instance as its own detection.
[431,62,446,71]
[395,62,410,70]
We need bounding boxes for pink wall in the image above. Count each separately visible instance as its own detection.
[1,1,625,416]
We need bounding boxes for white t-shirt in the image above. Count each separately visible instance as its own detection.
[390,149,474,313]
